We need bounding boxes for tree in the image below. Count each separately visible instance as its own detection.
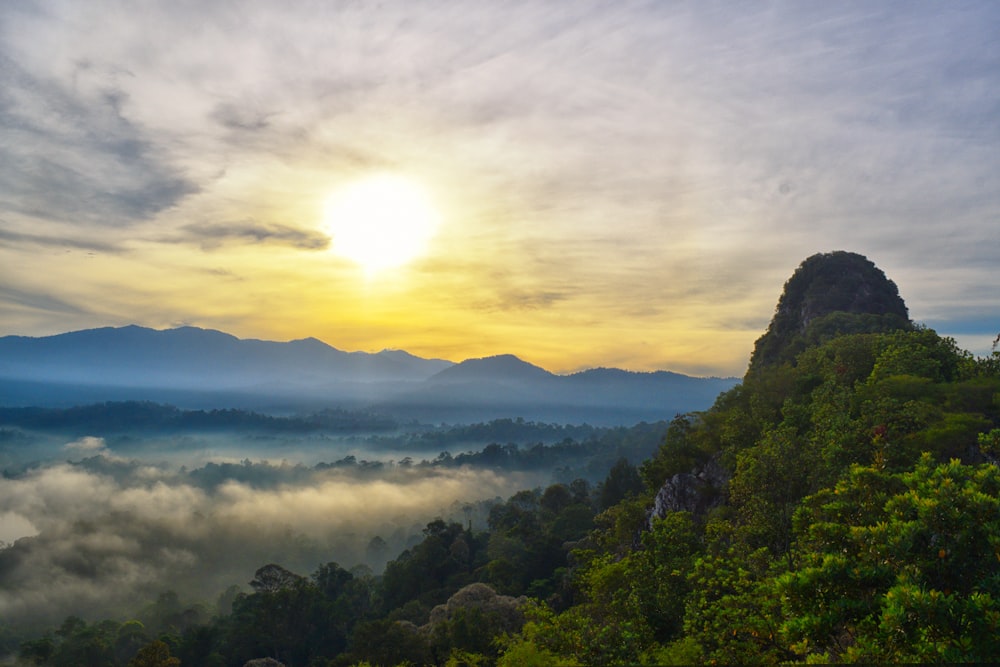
[640,414,703,490]
[345,618,432,666]
[249,563,305,594]
[681,547,790,665]
[115,621,150,665]
[128,640,180,667]
[599,457,643,510]
[779,455,1000,662]
[728,425,814,568]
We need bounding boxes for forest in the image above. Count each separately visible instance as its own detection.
[6,252,1000,665]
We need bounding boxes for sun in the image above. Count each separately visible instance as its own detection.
[322,174,441,275]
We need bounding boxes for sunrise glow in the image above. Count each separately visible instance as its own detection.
[322,174,441,275]
[0,3,996,375]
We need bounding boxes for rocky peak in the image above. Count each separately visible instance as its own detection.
[749,251,910,370]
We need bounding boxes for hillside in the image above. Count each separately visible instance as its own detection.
[502,252,1000,664]
[375,356,735,424]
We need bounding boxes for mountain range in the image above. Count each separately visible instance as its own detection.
[0,326,738,425]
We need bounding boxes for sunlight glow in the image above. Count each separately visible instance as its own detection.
[322,174,441,275]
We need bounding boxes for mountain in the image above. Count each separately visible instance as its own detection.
[375,349,455,378]
[749,251,912,369]
[0,325,453,390]
[0,326,737,424]
[375,356,736,425]
[428,355,555,383]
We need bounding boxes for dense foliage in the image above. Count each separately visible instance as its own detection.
[498,325,1000,665]
[0,405,618,440]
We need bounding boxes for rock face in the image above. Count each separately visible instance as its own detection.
[647,457,730,528]
[244,659,285,667]
[750,251,910,369]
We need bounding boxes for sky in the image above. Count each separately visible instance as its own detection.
[1,1,997,377]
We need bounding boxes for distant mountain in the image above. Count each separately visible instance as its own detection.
[376,356,737,425]
[429,354,555,383]
[0,326,739,425]
[0,325,454,389]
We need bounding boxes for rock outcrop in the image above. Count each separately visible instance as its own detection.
[647,456,730,528]
[244,658,285,667]
[750,251,911,369]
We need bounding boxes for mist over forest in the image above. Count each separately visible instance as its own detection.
[0,330,725,633]
[0,450,521,625]
[0,409,668,630]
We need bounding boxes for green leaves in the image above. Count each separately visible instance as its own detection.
[780,456,1000,662]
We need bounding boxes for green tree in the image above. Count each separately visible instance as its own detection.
[640,414,705,490]
[381,519,484,610]
[128,640,180,667]
[728,425,814,568]
[780,455,1000,662]
[115,621,150,665]
[682,547,790,665]
[344,617,432,666]
[599,458,643,510]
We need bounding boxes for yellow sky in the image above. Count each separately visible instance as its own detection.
[2,3,998,376]
[3,166,762,375]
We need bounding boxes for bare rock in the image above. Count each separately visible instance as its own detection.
[648,457,729,528]
[244,659,285,667]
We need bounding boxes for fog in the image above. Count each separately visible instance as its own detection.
[0,436,549,628]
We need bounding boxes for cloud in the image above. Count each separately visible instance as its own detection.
[0,226,122,254]
[0,285,90,317]
[0,511,37,546]
[63,436,109,455]
[0,457,538,627]
[210,101,274,133]
[178,221,330,250]
[0,53,198,227]
[473,289,570,313]
[0,1,998,375]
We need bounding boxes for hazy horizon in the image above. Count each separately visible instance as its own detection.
[1,322,750,378]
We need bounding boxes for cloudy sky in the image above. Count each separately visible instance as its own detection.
[1,1,997,376]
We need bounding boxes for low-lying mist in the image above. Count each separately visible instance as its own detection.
[0,437,549,629]
[0,412,670,631]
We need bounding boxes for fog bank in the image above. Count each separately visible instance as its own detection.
[0,454,543,627]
